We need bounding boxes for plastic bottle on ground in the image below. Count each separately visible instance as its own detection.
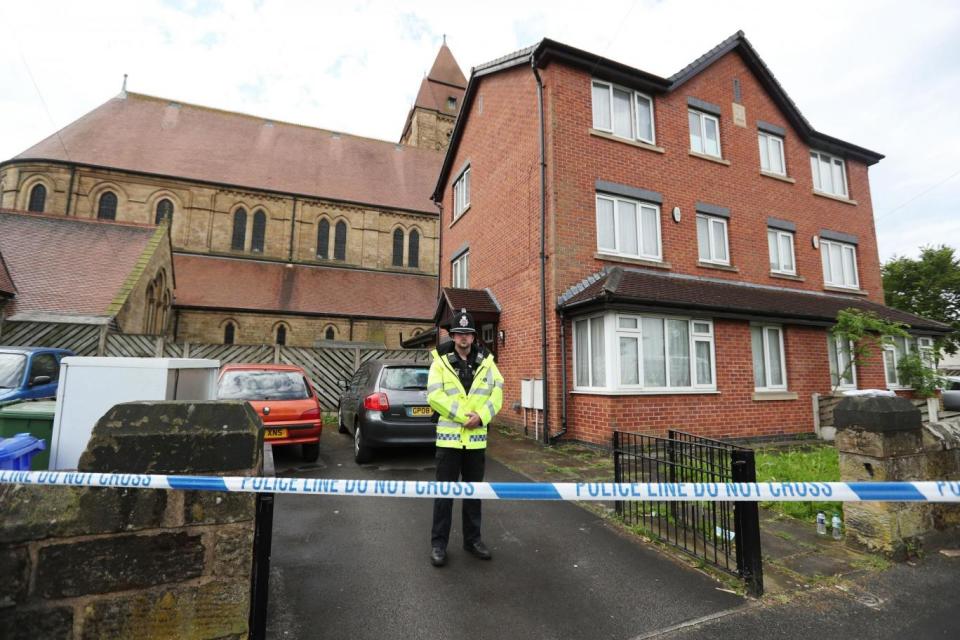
[816,511,826,536]
[832,512,842,540]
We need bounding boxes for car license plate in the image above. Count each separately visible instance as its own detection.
[409,406,432,417]
[264,428,288,439]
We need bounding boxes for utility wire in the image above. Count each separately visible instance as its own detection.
[875,167,960,222]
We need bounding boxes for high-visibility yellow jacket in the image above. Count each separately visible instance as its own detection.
[427,344,504,449]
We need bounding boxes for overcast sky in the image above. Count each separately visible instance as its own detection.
[1,0,957,262]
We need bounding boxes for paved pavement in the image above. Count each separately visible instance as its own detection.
[265,433,744,640]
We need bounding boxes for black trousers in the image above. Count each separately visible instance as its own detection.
[431,447,486,549]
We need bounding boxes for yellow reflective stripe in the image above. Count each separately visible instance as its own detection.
[445,387,460,396]
[427,383,443,394]
[472,387,493,396]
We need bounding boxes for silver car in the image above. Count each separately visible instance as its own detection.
[941,376,960,412]
[336,360,436,463]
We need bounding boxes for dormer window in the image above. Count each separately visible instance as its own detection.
[447,96,457,110]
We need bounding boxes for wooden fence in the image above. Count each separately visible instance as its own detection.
[0,320,430,410]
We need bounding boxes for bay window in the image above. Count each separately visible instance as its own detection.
[573,313,715,392]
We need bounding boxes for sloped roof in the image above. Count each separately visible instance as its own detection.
[433,287,501,326]
[434,32,883,199]
[11,92,444,214]
[0,250,16,297]
[428,43,468,88]
[558,267,950,334]
[400,44,467,142]
[0,209,160,318]
[173,253,437,320]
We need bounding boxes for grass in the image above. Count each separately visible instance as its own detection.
[755,445,842,523]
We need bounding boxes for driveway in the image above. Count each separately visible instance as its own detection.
[266,432,744,640]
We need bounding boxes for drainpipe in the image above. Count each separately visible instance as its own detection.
[532,58,549,444]
[287,196,298,261]
[436,201,444,301]
[551,309,568,443]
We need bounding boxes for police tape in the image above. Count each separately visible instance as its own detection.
[2,470,960,502]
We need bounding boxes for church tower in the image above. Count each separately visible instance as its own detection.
[400,39,467,152]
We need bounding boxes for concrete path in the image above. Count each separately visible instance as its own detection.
[265,433,744,640]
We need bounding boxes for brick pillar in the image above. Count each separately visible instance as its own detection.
[834,396,933,559]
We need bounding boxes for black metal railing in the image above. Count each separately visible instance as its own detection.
[613,429,763,595]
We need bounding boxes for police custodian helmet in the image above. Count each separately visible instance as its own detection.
[449,308,476,334]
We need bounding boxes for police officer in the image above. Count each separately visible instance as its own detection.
[426,308,504,567]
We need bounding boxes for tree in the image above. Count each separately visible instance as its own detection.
[883,245,960,355]
[830,308,909,393]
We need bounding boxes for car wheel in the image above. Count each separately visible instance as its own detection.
[302,442,320,463]
[354,421,373,464]
[338,405,348,434]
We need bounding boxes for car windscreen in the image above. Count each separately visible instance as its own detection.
[0,354,26,389]
[380,367,429,390]
[217,370,310,401]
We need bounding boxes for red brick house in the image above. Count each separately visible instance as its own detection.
[431,32,949,445]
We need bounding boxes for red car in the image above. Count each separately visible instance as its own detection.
[217,363,323,462]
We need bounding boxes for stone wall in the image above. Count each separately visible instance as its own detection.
[835,396,960,558]
[0,401,263,639]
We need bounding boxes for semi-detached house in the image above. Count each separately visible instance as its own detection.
[431,31,949,445]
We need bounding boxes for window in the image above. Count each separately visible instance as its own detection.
[758,132,786,175]
[453,167,470,219]
[810,151,848,197]
[408,230,420,268]
[591,80,655,144]
[28,184,46,212]
[883,336,935,388]
[155,199,173,225]
[324,326,336,341]
[573,313,715,391]
[689,110,721,157]
[768,229,796,275]
[251,209,266,253]
[29,353,59,383]
[820,239,859,289]
[828,335,856,389]
[452,252,469,288]
[334,221,347,260]
[316,219,330,259]
[696,215,729,265]
[752,325,787,390]
[97,191,118,220]
[574,316,606,389]
[595,194,661,261]
[224,322,236,345]
[392,228,404,267]
[275,325,287,346]
[447,96,457,110]
[231,209,247,250]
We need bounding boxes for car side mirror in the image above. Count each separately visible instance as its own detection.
[31,375,52,386]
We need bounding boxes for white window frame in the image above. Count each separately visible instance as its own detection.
[451,252,469,288]
[696,214,730,265]
[758,131,786,175]
[810,150,848,197]
[820,239,859,289]
[752,324,788,391]
[573,314,607,390]
[591,79,656,145]
[595,194,662,261]
[688,110,722,158]
[453,167,471,219]
[827,335,857,390]
[883,336,936,389]
[768,228,796,275]
[573,312,716,393]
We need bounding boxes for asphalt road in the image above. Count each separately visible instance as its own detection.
[265,433,744,640]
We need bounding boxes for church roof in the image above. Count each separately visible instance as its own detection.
[173,253,438,321]
[11,92,444,214]
[428,43,468,88]
[0,209,162,319]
